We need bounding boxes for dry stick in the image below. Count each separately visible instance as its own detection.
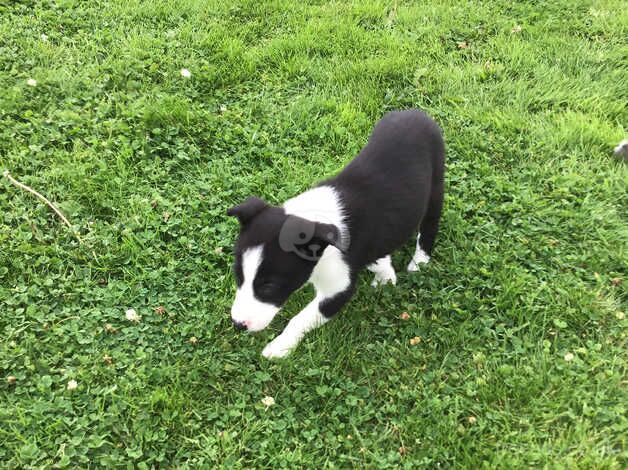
[3,170,98,259]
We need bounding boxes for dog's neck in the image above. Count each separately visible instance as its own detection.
[283,185,349,250]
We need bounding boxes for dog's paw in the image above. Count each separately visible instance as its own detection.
[407,252,430,272]
[371,270,397,287]
[262,335,295,359]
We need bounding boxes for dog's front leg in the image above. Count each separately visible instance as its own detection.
[262,297,327,359]
[262,284,355,359]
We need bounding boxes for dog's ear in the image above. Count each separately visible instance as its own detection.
[312,222,345,253]
[227,196,268,225]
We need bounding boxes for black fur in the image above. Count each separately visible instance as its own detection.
[323,109,444,269]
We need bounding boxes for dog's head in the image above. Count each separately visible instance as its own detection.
[227,196,343,331]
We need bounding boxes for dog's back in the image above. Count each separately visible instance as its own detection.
[325,109,445,269]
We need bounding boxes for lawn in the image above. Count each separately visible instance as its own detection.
[1,0,626,467]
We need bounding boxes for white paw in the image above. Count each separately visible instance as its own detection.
[262,335,296,359]
[407,251,430,272]
[371,270,397,287]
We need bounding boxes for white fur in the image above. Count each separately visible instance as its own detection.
[230,245,279,331]
[407,232,430,272]
[368,255,397,286]
[309,246,351,295]
[262,297,328,358]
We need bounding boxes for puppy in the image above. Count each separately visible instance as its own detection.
[228,109,445,358]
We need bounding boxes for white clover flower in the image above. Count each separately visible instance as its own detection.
[67,379,78,390]
[125,308,140,322]
[26,78,37,87]
[180,68,191,78]
[564,352,574,362]
[41,33,49,42]
[261,396,275,407]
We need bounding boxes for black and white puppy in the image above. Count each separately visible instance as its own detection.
[228,109,445,358]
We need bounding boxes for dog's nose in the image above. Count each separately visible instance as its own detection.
[232,319,248,331]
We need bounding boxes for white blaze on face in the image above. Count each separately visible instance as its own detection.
[230,245,279,331]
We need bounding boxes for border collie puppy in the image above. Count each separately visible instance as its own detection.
[228,109,445,358]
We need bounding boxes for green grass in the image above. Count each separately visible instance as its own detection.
[1,0,627,467]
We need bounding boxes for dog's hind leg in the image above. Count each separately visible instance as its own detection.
[408,178,443,272]
[407,233,431,271]
[368,256,397,286]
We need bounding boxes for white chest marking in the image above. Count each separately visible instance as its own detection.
[283,185,351,295]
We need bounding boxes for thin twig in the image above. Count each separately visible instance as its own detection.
[3,170,97,259]
[4,170,76,232]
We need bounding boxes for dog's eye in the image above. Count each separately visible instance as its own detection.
[256,282,276,297]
